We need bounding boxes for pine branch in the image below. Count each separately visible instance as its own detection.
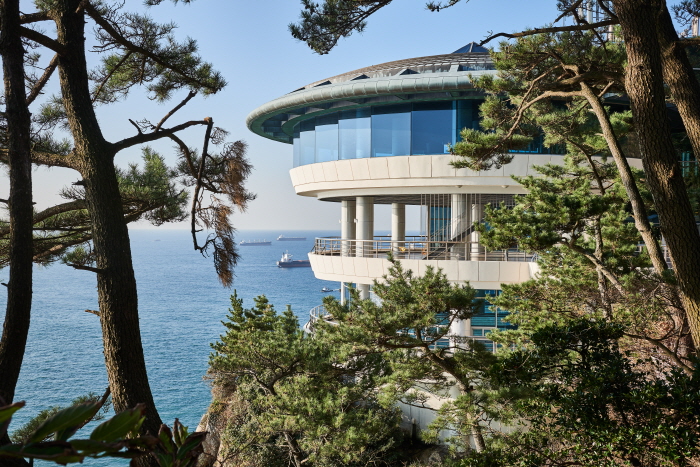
[26,53,58,105]
[19,26,68,55]
[480,20,619,46]
[155,90,197,131]
[111,119,209,152]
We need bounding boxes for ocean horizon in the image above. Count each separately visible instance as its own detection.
[0,228,354,464]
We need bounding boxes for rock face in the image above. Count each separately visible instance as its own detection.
[195,382,238,467]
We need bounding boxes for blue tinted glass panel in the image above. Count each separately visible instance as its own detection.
[372,104,411,157]
[339,109,371,160]
[315,113,339,163]
[412,101,454,155]
[299,119,315,166]
[292,124,301,167]
[456,100,483,140]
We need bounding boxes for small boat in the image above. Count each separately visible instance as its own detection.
[321,287,334,293]
[277,251,311,268]
[240,239,271,246]
[277,235,307,241]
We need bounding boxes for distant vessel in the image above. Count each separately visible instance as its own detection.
[277,235,307,241]
[277,251,311,268]
[321,287,335,293]
[239,240,271,246]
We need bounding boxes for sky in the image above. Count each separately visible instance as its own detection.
[1,0,563,231]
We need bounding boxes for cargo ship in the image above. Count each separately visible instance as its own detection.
[277,251,311,268]
[239,239,271,246]
[277,235,307,241]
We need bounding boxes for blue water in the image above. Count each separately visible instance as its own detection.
[0,229,341,463]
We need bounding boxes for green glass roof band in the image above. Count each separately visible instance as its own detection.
[247,70,495,144]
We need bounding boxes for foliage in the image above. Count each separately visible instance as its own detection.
[11,392,112,444]
[456,320,700,467]
[208,293,403,467]
[319,259,498,451]
[0,397,205,466]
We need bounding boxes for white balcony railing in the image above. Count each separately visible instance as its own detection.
[312,236,536,262]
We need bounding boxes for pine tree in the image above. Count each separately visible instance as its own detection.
[0,1,254,454]
[208,294,402,467]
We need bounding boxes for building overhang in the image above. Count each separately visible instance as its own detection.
[246,52,497,144]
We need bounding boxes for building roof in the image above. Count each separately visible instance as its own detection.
[247,49,496,144]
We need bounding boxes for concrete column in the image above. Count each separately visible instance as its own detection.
[357,283,370,300]
[450,317,472,339]
[391,203,406,257]
[471,202,483,259]
[356,196,374,258]
[451,194,466,238]
[451,194,467,260]
[340,282,347,305]
[341,199,356,257]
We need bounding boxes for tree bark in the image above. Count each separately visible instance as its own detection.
[0,0,33,423]
[52,0,163,446]
[612,0,700,351]
[579,82,669,275]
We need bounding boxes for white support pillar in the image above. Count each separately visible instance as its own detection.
[357,283,371,300]
[451,194,467,260]
[341,199,356,257]
[340,282,347,305]
[391,203,406,257]
[356,196,374,258]
[471,201,483,259]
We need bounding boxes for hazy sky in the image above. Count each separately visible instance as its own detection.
[1,0,562,232]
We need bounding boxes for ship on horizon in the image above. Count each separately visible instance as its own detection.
[277,251,311,268]
[277,235,307,241]
[239,239,271,246]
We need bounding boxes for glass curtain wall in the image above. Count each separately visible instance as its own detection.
[290,99,565,167]
[412,101,454,155]
[339,109,371,159]
[314,114,339,162]
[371,104,411,157]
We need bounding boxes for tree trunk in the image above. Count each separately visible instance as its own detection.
[612,0,700,351]
[53,0,163,443]
[657,4,700,161]
[579,82,668,275]
[0,0,33,422]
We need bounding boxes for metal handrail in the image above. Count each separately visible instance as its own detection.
[312,236,536,262]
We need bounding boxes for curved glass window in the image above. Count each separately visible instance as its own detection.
[372,104,411,157]
[315,114,338,162]
[412,101,454,155]
[290,100,565,167]
[299,119,315,166]
[339,109,371,159]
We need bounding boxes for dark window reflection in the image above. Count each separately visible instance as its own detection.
[412,101,454,155]
[372,104,411,157]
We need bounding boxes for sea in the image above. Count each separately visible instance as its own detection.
[0,229,351,464]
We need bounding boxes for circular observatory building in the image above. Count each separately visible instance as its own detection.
[247,43,565,347]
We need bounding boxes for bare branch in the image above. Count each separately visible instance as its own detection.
[480,20,619,46]
[66,263,105,273]
[0,148,76,169]
[0,200,87,237]
[19,26,68,55]
[155,90,197,131]
[20,12,51,24]
[112,119,209,153]
[26,53,58,105]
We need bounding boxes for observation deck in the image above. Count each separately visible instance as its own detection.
[309,236,539,290]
